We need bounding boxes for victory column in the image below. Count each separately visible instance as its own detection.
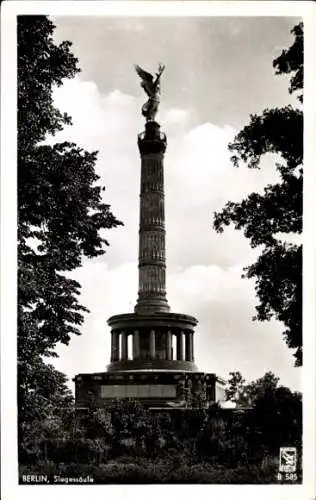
[74,65,225,409]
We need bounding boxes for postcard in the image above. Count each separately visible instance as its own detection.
[1,2,315,500]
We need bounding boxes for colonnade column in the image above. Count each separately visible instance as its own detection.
[133,330,140,360]
[166,330,172,360]
[121,331,128,361]
[177,331,183,361]
[149,329,156,359]
[185,331,191,361]
[111,330,120,362]
[184,331,194,362]
[190,332,194,361]
[110,331,115,362]
[110,328,194,363]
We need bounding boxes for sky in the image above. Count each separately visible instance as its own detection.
[49,15,302,392]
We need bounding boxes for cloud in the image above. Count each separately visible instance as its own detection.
[168,264,253,310]
[51,79,140,144]
[161,107,189,127]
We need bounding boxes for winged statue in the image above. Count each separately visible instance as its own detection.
[134,63,165,122]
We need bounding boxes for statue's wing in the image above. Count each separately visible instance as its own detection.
[134,64,153,82]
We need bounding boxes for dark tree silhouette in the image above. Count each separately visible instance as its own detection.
[213,23,303,366]
[18,15,123,448]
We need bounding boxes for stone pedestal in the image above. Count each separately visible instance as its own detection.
[74,370,226,410]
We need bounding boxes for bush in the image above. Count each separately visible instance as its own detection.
[18,397,302,483]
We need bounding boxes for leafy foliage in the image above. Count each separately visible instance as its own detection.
[224,367,302,447]
[18,15,122,440]
[273,23,303,103]
[225,370,282,405]
[19,379,302,483]
[213,23,303,365]
[247,385,302,453]
[246,371,280,402]
[18,16,122,355]
[224,371,248,405]
[18,358,75,463]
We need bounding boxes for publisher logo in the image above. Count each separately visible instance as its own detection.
[279,447,297,473]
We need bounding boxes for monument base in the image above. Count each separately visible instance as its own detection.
[73,370,226,410]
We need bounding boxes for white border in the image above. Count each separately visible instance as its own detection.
[302,9,316,499]
[1,2,315,500]
[0,1,314,17]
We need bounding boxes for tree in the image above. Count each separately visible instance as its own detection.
[225,371,248,405]
[213,23,303,366]
[18,359,75,463]
[224,371,302,463]
[18,16,122,432]
[246,371,280,403]
[246,383,302,458]
[225,370,281,406]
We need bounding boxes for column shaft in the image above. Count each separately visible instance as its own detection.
[149,329,156,359]
[185,331,191,361]
[133,330,140,360]
[166,330,172,360]
[113,331,120,361]
[110,331,115,362]
[177,331,183,361]
[135,123,170,314]
[121,331,128,361]
[190,332,194,362]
